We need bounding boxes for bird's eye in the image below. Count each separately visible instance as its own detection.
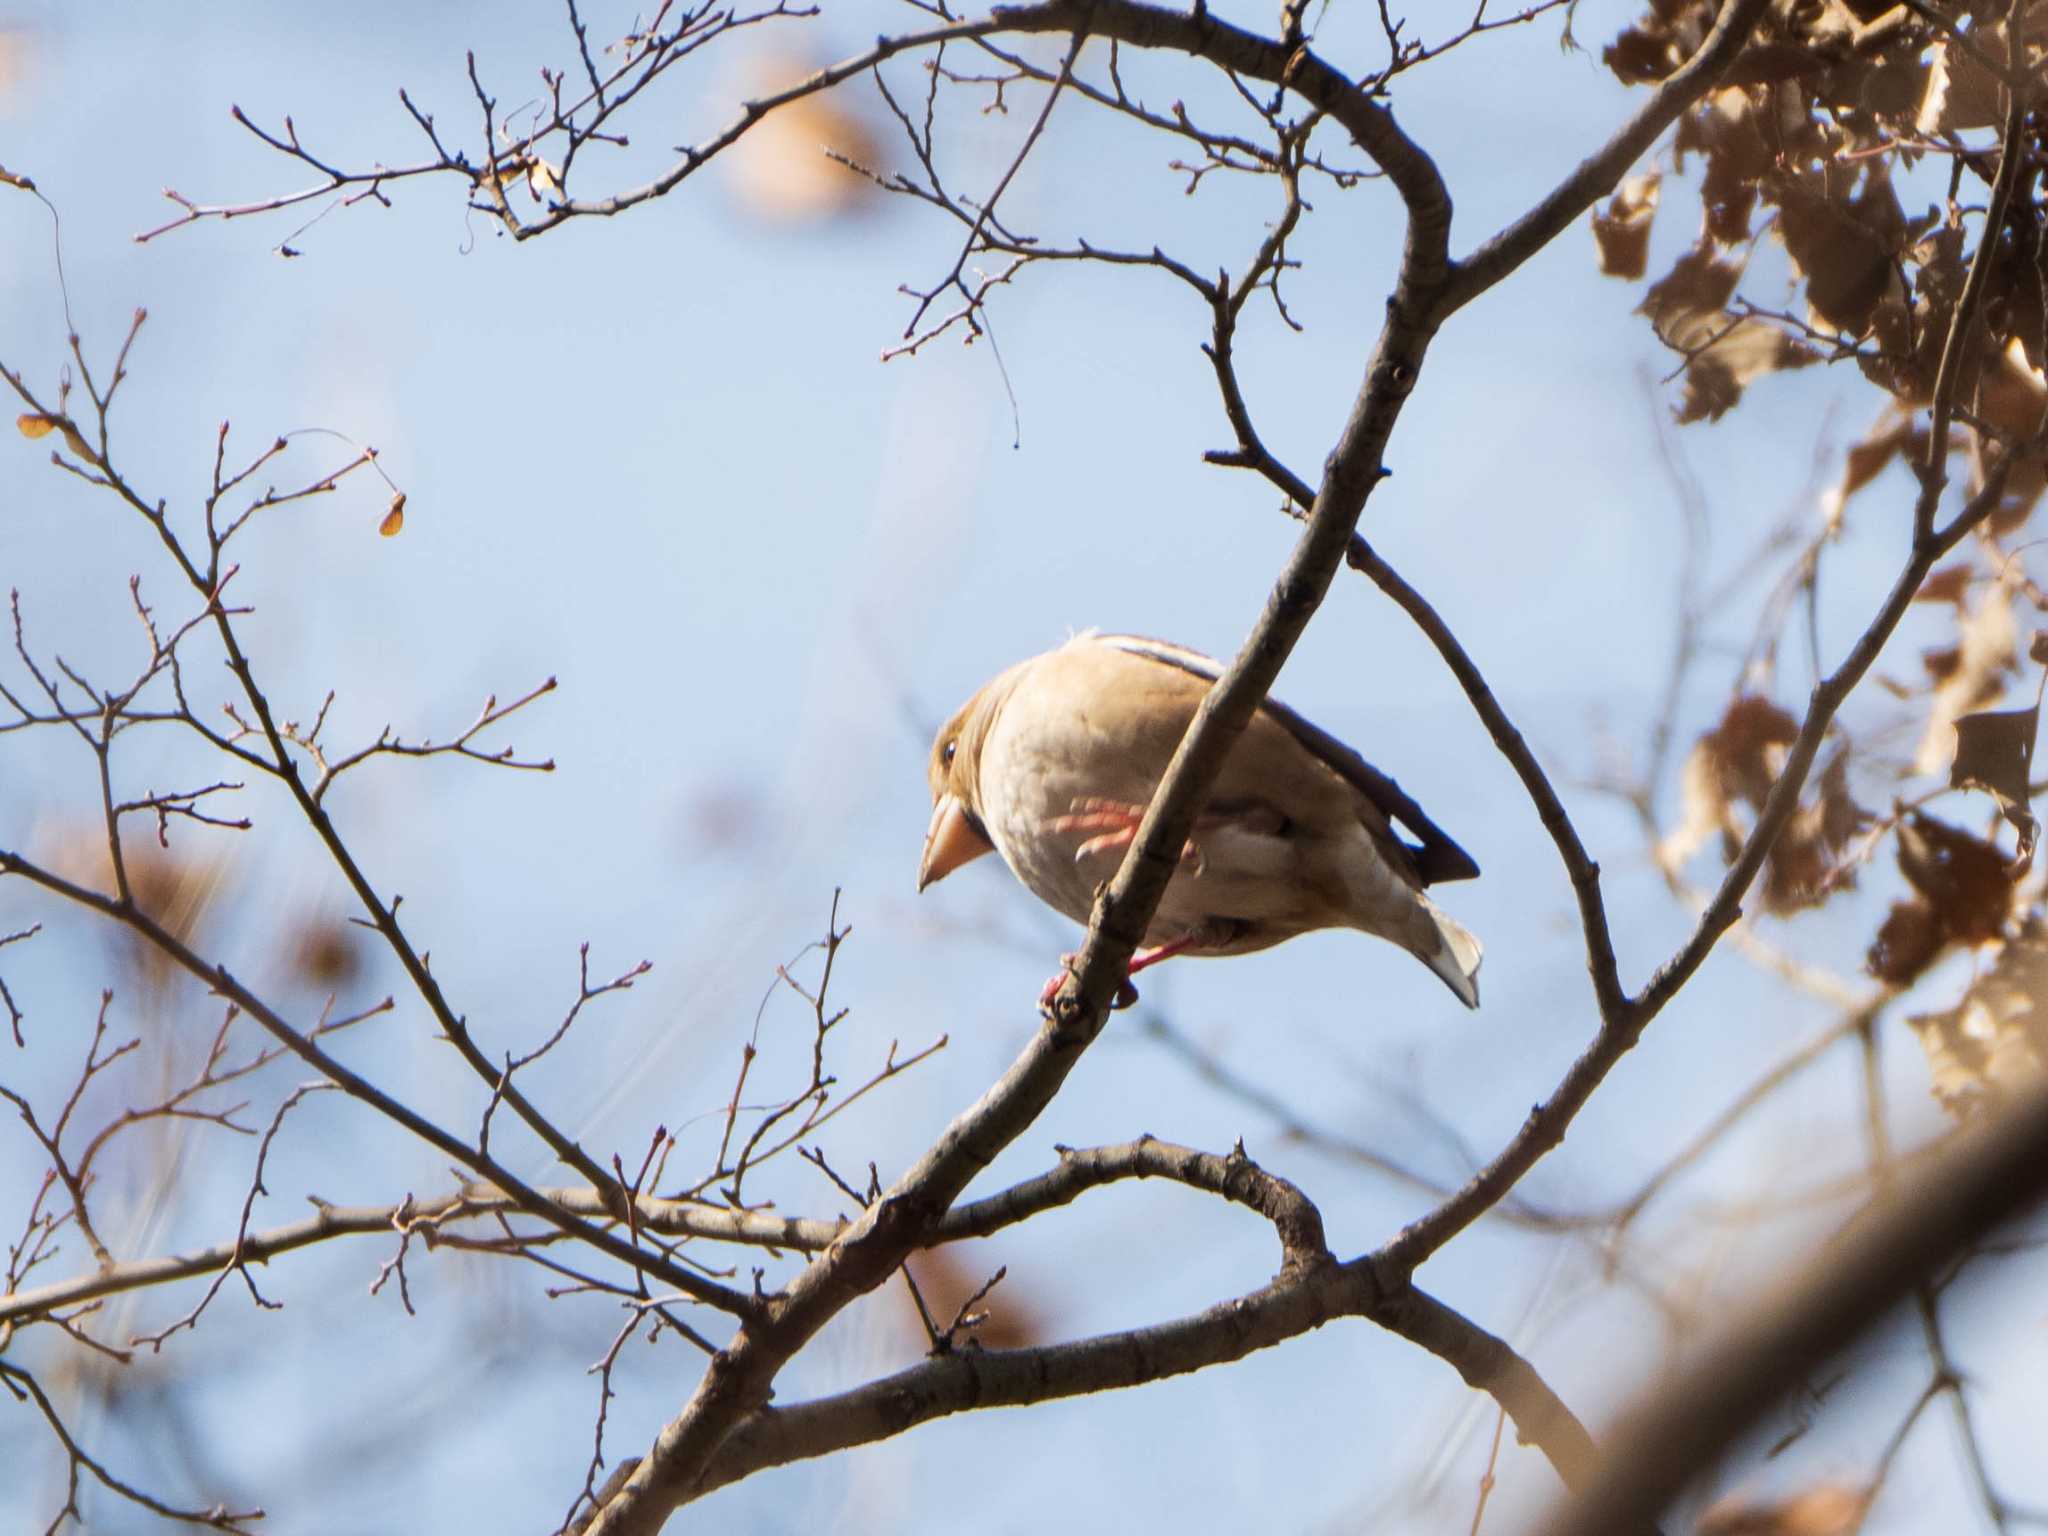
[942,740,957,766]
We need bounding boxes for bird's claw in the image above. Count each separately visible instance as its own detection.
[1038,952,1140,1014]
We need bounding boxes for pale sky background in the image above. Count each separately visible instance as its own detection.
[1,3,2042,1533]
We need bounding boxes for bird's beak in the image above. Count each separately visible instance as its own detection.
[918,794,994,891]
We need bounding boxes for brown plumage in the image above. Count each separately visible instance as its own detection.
[917,632,1483,1008]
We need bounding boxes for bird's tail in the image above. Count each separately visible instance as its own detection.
[1412,893,1482,1009]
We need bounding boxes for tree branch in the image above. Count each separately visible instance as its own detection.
[675,1266,1599,1503]
[1441,0,1772,313]
[1536,1086,2048,1536]
[0,848,758,1320]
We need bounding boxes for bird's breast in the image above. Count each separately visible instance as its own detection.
[977,713,1124,928]
[973,689,1335,951]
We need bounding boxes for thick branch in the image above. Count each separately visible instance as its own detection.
[940,1136,1329,1270]
[1373,1286,1602,1489]
[1537,1088,2048,1536]
[993,0,1450,280]
[681,1268,1597,1501]
[588,120,1445,1536]
[585,3,1784,1527]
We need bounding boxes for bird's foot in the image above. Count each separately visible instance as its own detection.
[1127,933,1200,977]
[1046,798,1205,873]
[1039,952,1141,1015]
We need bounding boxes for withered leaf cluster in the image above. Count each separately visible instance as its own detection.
[1608,2,2048,1115]
[1662,695,1871,912]
[1599,0,2048,477]
[1867,809,2016,983]
[1909,564,2020,771]
[1951,702,2040,855]
[1907,916,2048,1113]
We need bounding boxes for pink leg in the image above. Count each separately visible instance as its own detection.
[1038,951,1142,1013]
[1126,933,1199,976]
[1038,933,1200,1015]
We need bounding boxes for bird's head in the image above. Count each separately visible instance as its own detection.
[918,690,999,891]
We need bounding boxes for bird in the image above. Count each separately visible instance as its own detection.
[916,632,1483,1010]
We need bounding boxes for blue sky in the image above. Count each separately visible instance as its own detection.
[1,3,2040,1532]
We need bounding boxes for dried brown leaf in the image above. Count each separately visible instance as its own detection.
[1641,243,1743,329]
[1764,748,1871,913]
[293,918,359,988]
[1951,706,2040,863]
[1679,321,1821,423]
[1915,22,2042,136]
[1711,695,1801,807]
[1908,919,2048,1117]
[379,492,405,538]
[1776,167,1905,335]
[900,1248,1042,1353]
[1659,738,1732,871]
[1915,576,2019,774]
[1592,171,1661,280]
[726,50,878,226]
[30,819,231,988]
[1640,245,1822,419]
[1896,810,2015,944]
[1842,418,1914,501]
[1977,337,2048,441]
[1675,87,1772,246]
[1605,3,1715,86]
[1922,644,1962,684]
[1816,746,1872,855]
[1699,1485,1866,1536]
[1764,826,1833,913]
[1664,700,1866,908]
[1915,563,1973,607]
[1870,897,1944,985]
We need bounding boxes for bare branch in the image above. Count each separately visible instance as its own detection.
[0,1357,264,1531]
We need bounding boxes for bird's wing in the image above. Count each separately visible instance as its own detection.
[1093,633,1481,887]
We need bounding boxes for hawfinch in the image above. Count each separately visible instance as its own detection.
[918,633,1483,1008]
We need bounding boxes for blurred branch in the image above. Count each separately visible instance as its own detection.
[0,311,712,1280]
[1536,1086,2048,1536]
[1857,976,2041,1533]
[129,1081,338,1352]
[1389,339,2041,1276]
[1601,1003,1878,1239]
[0,845,757,1320]
[1137,1012,1585,1230]
[0,1356,263,1532]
